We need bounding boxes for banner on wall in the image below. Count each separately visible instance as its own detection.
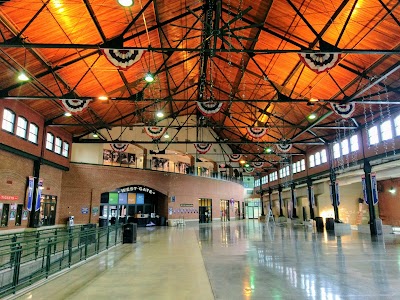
[35,178,43,211]
[361,175,368,204]
[308,186,315,208]
[26,176,34,211]
[329,181,340,206]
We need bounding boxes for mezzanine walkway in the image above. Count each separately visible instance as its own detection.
[8,220,400,300]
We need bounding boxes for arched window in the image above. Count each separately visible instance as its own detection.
[2,108,15,133]
[16,116,28,139]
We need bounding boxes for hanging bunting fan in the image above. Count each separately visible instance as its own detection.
[246,127,268,139]
[252,161,264,169]
[110,143,129,152]
[144,126,167,140]
[330,103,356,119]
[243,166,254,173]
[299,53,341,73]
[61,99,90,113]
[101,49,145,71]
[196,101,224,117]
[228,154,242,162]
[276,143,293,153]
[194,143,212,154]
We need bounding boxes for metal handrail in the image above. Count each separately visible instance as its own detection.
[0,224,123,297]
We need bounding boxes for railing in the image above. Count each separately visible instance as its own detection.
[0,224,122,298]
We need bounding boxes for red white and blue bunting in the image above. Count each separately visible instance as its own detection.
[61,99,90,113]
[299,52,341,74]
[144,126,167,140]
[243,166,254,173]
[110,143,129,152]
[101,49,145,71]
[276,143,292,153]
[196,101,224,117]
[252,161,264,169]
[246,127,268,139]
[330,103,356,119]
[194,143,212,154]
[228,154,242,162]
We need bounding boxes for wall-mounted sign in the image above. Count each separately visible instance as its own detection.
[92,207,99,216]
[0,195,18,201]
[81,207,89,214]
[22,210,29,220]
[117,185,156,195]
[180,203,193,207]
[171,196,176,202]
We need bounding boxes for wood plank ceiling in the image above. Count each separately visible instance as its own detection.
[0,0,399,169]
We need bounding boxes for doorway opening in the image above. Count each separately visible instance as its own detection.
[220,200,230,222]
[199,198,212,223]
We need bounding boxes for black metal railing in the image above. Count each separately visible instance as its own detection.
[0,224,122,297]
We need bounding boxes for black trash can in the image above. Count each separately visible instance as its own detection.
[326,218,335,231]
[99,217,108,228]
[315,217,324,232]
[123,223,137,243]
[160,216,166,226]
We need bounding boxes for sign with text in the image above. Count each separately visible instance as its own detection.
[0,195,18,201]
[180,203,193,207]
[117,185,156,195]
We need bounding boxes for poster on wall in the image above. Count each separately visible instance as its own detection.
[92,207,99,216]
[22,210,29,220]
[9,210,16,220]
[35,178,44,211]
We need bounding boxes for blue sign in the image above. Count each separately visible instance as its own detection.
[371,173,378,206]
[136,193,144,204]
[118,193,128,204]
[35,178,43,212]
[362,175,368,204]
[81,207,89,214]
[27,176,34,211]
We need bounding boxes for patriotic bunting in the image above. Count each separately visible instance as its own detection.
[299,52,341,73]
[110,143,129,152]
[144,126,167,140]
[330,103,356,119]
[243,167,254,173]
[252,161,264,169]
[101,49,145,71]
[194,143,212,154]
[228,154,242,162]
[246,127,268,139]
[196,101,224,117]
[276,143,292,153]
[61,99,90,113]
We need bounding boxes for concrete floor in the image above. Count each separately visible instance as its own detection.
[9,220,400,300]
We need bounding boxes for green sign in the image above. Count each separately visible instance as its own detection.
[180,203,193,207]
[109,192,119,205]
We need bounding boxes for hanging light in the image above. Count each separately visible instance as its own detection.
[307,113,317,120]
[144,73,154,83]
[64,112,72,117]
[93,133,98,138]
[164,132,170,139]
[98,96,108,101]
[18,72,29,81]
[264,147,272,153]
[389,186,396,194]
[118,0,133,7]
[156,111,164,118]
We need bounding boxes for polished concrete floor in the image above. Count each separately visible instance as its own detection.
[9,220,400,300]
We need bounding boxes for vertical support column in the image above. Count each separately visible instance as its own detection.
[329,170,340,222]
[259,173,265,216]
[307,177,315,220]
[29,160,41,228]
[142,148,148,169]
[268,187,273,211]
[278,185,284,217]
[291,183,297,218]
[364,160,377,235]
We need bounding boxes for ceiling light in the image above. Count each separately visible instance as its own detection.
[144,73,154,83]
[244,163,250,168]
[118,0,133,7]
[308,113,317,120]
[64,112,72,117]
[156,111,164,118]
[389,186,396,194]
[18,72,29,81]
[265,147,272,153]
[164,132,170,139]
[240,159,246,164]
[309,97,319,103]
[98,96,108,101]
[93,133,98,138]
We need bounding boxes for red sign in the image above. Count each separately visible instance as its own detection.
[0,195,18,201]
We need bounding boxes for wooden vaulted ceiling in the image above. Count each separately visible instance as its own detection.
[0,0,399,168]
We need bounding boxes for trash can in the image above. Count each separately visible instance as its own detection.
[315,217,324,232]
[160,216,166,226]
[326,218,335,231]
[123,223,137,243]
[99,217,108,228]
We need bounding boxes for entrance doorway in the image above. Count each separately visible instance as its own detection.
[245,199,260,219]
[39,195,57,226]
[199,198,212,223]
[220,200,230,222]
